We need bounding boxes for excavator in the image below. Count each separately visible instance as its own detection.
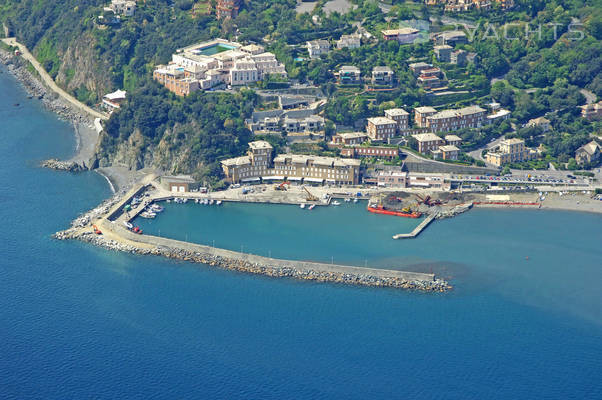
[92,224,102,235]
[415,194,442,207]
[274,181,290,191]
[303,186,319,202]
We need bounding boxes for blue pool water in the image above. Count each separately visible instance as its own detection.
[1,65,602,399]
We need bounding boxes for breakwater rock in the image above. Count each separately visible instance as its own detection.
[0,50,91,125]
[54,228,451,292]
[41,159,85,172]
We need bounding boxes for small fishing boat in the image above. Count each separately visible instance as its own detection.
[300,203,306,209]
[123,221,133,230]
[140,211,156,219]
[353,198,358,203]
[132,226,143,234]
[216,200,222,205]
[149,204,164,213]
[332,201,341,206]
[344,198,351,202]
[209,199,214,205]
[308,204,315,210]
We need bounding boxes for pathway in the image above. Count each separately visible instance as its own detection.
[2,37,109,121]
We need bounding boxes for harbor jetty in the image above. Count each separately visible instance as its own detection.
[393,214,436,240]
[54,176,451,292]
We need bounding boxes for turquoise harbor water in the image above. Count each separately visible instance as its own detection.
[2,66,602,399]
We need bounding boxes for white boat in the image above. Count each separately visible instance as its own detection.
[353,198,358,203]
[345,198,351,202]
[203,199,209,205]
[216,200,222,205]
[150,204,164,213]
[194,199,199,204]
[123,221,133,229]
[209,199,214,205]
[308,204,315,210]
[166,199,171,203]
[332,201,341,206]
[300,203,306,209]
[183,198,188,203]
[140,211,156,219]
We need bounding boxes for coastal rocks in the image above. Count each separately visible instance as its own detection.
[434,203,473,220]
[41,159,85,172]
[0,50,91,125]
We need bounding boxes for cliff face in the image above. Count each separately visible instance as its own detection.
[53,33,113,100]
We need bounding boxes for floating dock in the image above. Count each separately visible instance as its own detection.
[392,214,436,240]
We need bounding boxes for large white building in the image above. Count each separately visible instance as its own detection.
[153,39,287,95]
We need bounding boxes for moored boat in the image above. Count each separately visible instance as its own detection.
[332,201,341,206]
[300,203,306,209]
[367,205,422,218]
[308,204,315,210]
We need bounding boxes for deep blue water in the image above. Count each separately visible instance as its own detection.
[1,66,602,399]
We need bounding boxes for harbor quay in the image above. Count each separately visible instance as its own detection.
[54,172,601,291]
[54,175,451,292]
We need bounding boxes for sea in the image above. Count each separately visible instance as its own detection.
[1,65,602,399]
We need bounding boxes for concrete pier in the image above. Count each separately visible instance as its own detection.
[393,214,436,240]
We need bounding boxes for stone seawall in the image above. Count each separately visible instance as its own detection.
[54,225,451,292]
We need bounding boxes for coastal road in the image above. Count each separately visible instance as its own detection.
[2,37,109,121]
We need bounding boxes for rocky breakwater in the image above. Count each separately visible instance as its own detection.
[41,159,85,172]
[0,49,91,125]
[54,214,451,292]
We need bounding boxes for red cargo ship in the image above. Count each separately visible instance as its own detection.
[367,205,422,218]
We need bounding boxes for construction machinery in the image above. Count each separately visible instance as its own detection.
[415,194,442,207]
[303,186,319,202]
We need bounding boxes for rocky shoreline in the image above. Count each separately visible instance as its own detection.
[1,48,94,171]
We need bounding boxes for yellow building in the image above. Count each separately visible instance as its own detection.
[485,138,535,166]
[221,141,361,185]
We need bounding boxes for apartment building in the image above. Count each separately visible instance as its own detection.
[444,134,463,147]
[450,49,467,65]
[412,133,445,154]
[366,117,397,141]
[384,108,410,134]
[433,145,460,160]
[409,62,433,76]
[426,105,487,132]
[336,34,361,49]
[338,65,361,84]
[331,132,368,146]
[341,146,400,159]
[414,106,437,127]
[372,66,394,85]
[110,0,136,16]
[221,141,273,183]
[434,45,453,62]
[272,155,361,185]
[381,28,420,43]
[485,138,535,166]
[153,39,286,95]
[434,30,468,46]
[307,40,330,59]
[579,101,602,120]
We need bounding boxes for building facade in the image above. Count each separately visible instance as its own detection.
[412,133,445,154]
[372,66,394,85]
[575,141,601,165]
[366,117,397,141]
[384,108,409,134]
[341,146,399,159]
[307,40,330,59]
[414,106,437,127]
[338,65,361,84]
[221,142,361,185]
[485,138,535,166]
[331,132,368,146]
[336,34,361,49]
[425,105,487,132]
[153,39,286,95]
[381,28,420,43]
[434,45,453,62]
